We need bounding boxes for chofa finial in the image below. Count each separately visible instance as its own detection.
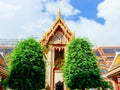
[58,0,61,18]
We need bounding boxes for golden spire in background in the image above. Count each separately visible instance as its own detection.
[58,0,61,18]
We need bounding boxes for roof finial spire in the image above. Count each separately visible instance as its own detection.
[58,0,61,18]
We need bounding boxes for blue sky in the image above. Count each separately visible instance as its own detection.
[70,0,104,24]
[0,0,120,46]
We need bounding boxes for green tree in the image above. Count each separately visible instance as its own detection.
[3,38,45,90]
[101,81,113,90]
[63,38,102,90]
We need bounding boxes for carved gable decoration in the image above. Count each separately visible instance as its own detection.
[0,54,8,76]
[109,52,120,70]
[49,31,67,44]
[0,54,6,67]
[40,16,74,45]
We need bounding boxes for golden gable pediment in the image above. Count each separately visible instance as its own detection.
[40,15,74,45]
[49,31,68,44]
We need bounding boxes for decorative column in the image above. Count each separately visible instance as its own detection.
[114,76,119,90]
[45,45,53,89]
[50,46,55,90]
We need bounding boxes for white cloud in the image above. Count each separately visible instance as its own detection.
[0,0,120,46]
[97,0,120,21]
[16,0,79,38]
[97,0,120,31]
[60,0,80,16]
[0,0,44,39]
[0,1,21,18]
[44,0,80,17]
[66,0,120,46]
[66,17,104,46]
[0,0,80,39]
[21,13,54,39]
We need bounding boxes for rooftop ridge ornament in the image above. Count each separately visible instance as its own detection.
[57,0,61,18]
[40,0,75,45]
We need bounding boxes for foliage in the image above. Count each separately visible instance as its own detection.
[101,81,113,90]
[3,38,45,90]
[63,37,102,89]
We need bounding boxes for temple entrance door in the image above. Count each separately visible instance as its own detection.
[55,81,64,90]
[53,47,64,90]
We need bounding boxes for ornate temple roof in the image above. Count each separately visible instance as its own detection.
[110,52,120,69]
[106,52,120,77]
[0,52,8,76]
[92,46,120,75]
[40,10,74,45]
[0,39,21,46]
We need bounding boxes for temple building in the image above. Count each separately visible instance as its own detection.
[93,47,120,75]
[0,39,20,89]
[40,10,74,90]
[106,52,120,90]
[0,52,8,90]
[0,10,120,90]
[93,46,120,90]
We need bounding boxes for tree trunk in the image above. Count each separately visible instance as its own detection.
[81,88,85,90]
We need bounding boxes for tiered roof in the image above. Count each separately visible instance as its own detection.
[92,46,120,75]
[106,52,120,77]
[0,39,21,46]
[40,12,74,45]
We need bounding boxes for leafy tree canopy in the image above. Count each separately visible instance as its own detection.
[3,38,45,90]
[63,38,102,89]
